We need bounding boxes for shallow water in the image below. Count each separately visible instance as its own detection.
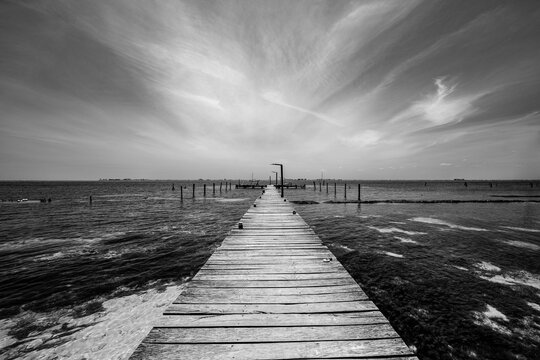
[1,180,539,359]
[0,181,258,317]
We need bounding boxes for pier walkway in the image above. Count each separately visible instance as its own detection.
[130,186,417,359]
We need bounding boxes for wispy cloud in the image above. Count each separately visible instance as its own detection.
[1,0,539,179]
[411,77,479,125]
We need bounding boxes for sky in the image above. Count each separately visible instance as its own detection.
[1,0,539,180]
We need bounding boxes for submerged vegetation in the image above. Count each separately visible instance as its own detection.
[294,201,540,360]
[337,250,540,360]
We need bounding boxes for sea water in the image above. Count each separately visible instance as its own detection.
[1,180,539,359]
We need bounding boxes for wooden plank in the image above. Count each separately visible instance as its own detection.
[192,273,351,281]
[214,249,332,255]
[198,268,345,274]
[189,278,356,288]
[175,285,362,298]
[144,324,399,343]
[131,338,414,360]
[154,312,388,327]
[200,266,345,272]
[164,301,378,314]
[175,292,367,304]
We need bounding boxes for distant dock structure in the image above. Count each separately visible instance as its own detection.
[130,186,417,359]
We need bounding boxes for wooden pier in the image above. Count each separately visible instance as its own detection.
[130,186,417,359]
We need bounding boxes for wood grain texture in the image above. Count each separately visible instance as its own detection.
[130,338,413,360]
[129,186,417,359]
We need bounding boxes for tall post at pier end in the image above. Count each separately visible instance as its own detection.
[271,163,284,198]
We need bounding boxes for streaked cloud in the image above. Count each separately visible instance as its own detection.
[1,0,539,180]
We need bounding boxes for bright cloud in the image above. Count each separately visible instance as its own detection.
[1,0,539,180]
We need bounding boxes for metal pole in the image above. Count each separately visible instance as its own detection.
[271,163,284,197]
[280,165,284,197]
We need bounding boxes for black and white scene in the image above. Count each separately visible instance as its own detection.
[1,1,540,359]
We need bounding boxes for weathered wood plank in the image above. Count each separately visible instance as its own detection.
[144,324,399,343]
[154,312,388,327]
[198,268,345,274]
[175,285,363,298]
[189,278,356,288]
[164,301,378,314]
[193,272,351,281]
[213,250,332,256]
[130,338,414,360]
[175,292,368,304]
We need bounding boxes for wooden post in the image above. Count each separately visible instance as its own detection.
[319,182,321,192]
[344,183,347,199]
[326,182,328,194]
[358,183,361,202]
[220,182,223,192]
[192,184,195,198]
[204,184,207,197]
[180,186,183,201]
[213,183,215,195]
[313,181,316,191]
[280,165,284,198]
[334,182,337,197]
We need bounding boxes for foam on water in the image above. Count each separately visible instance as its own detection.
[474,261,501,272]
[394,236,418,244]
[503,240,540,251]
[411,217,488,231]
[472,304,511,336]
[480,271,540,290]
[368,226,426,236]
[384,251,404,258]
[527,302,540,312]
[502,226,540,233]
[331,243,355,252]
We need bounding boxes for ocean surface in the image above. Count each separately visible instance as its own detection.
[1,180,539,359]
